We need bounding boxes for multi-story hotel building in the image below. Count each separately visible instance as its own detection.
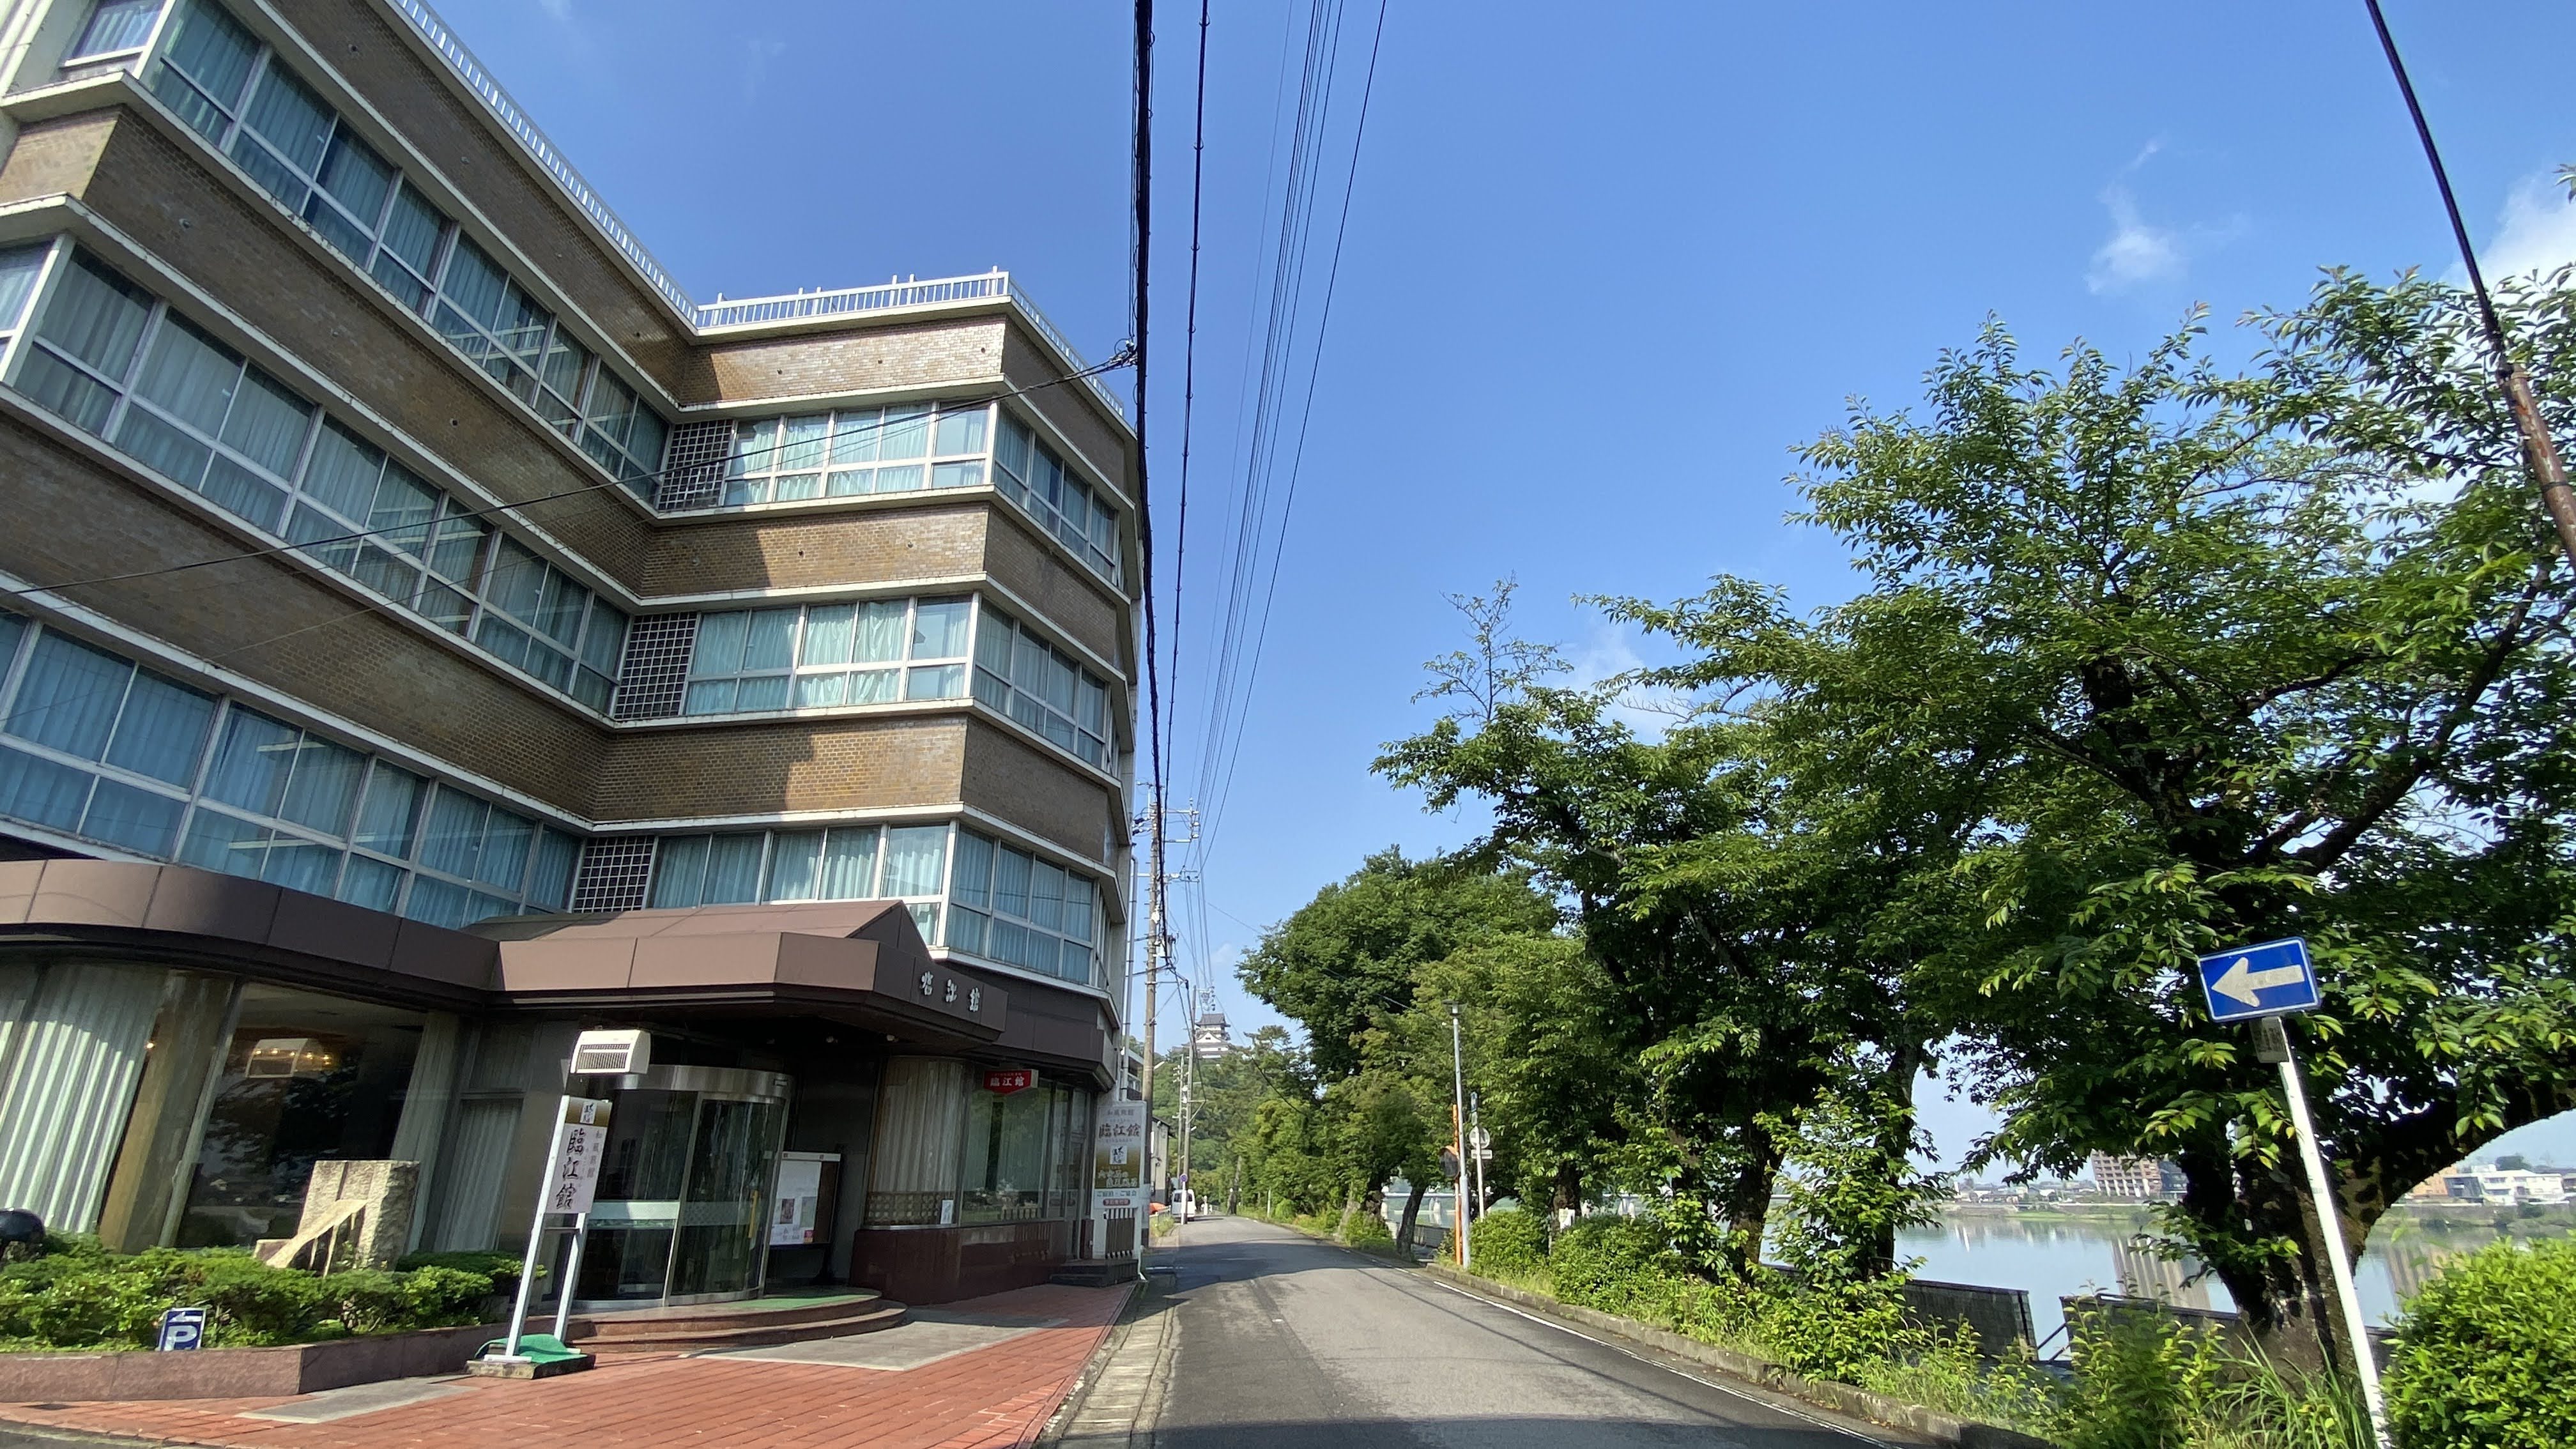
[0,0,1137,1306]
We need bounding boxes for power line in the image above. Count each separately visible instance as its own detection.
[1198,0,1389,854]
[1171,0,1213,785]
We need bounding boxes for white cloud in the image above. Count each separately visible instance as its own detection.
[2087,187,2186,295]
[2478,173,2576,282]
[537,0,572,19]
[1568,622,1683,737]
[741,37,786,103]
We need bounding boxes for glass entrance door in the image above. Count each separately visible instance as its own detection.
[576,1066,790,1307]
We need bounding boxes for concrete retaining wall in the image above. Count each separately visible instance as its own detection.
[0,1321,505,1402]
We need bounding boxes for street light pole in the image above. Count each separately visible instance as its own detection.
[1449,1004,1469,1271]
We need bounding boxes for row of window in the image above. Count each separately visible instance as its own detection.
[0,610,579,924]
[682,597,970,717]
[78,0,1132,593]
[139,0,668,491]
[995,415,1120,585]
[0,599,1119,983]
[721,402,989,507]
[972,611,1112,769]
[6,241,632,711]
[649,594,1116,770]
[620,823,1107,987]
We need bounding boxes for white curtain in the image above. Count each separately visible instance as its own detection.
[0,963,164,1231]
[868,1058,965,1197]
[426,1096,521,1251]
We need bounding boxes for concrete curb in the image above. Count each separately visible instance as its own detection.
[1419,1262,2056,1449]
[1034,1276,1152,1447]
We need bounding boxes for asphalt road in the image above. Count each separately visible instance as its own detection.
[1146,1215,1924,1449]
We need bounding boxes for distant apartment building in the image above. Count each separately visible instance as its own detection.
[2089,1153,2186,1202]
[0,0,1135,1308]
[2437,1164,2576,1206]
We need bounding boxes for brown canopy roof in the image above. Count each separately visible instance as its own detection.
[0,861,1077,1064]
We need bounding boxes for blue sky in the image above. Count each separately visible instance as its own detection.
[434,0,2576,1167]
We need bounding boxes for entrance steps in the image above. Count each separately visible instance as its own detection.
[563,1290,908,1353]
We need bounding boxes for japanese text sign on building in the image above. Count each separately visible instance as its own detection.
[984,1068,1036,1096]
[1092,1099,1147,1195]
[546,1096,613,1216]
[2195,938,2322,1023]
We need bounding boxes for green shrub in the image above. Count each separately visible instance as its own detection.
[0,1246,511,1351]
[2053,1312,2209,1449]
[394,1250,530,1294]
[1469,1206,1549,1276]
[2387,1238,2576,1449]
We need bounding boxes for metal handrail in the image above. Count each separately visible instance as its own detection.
[696,273,1128,420]
[385,0,697,319]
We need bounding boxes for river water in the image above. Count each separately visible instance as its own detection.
[1901,1208,2566,1347]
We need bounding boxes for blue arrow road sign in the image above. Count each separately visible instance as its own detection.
[2196,938,2320,1022]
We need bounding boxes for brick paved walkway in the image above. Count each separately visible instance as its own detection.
[0,1284,1131,1449]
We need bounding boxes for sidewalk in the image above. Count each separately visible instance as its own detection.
[0,1282,1132,1449]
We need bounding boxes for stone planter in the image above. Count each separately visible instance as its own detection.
[0,1321,505,1402]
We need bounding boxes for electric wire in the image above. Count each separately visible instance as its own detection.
[1197,0,1388,856]
[1170,0,1213,785]
[1185,0,1354,871]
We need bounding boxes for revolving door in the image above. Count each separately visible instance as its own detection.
[574,1065,792,1307]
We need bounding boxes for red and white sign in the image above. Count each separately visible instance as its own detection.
[983,1068,1036,1096]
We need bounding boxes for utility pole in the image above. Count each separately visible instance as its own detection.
[2363,0,2576,571]
[1177,972,1195,1219]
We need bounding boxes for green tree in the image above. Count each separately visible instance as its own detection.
[1646,280,2576,1365]
[1377,584,1972,1278]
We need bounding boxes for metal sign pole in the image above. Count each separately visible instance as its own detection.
[2264,1021,2390,1447]
[551,1210,589,1342]
[502,1095,572,1361]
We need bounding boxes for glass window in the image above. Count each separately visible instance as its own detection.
[679,597,970,716]
[102,672,214,787]
[949,830,1101,985]
[971,608,1114,769]
[8,633,132,760]
[148,0,257,141]
[992,414,1121,585]
[68,0,164,59]
[719,401,991,507]
[0,244,49,335]
[0,613,584,916]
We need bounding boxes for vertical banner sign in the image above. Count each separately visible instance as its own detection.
[1091,1099,1147,1257]
[548,1098,612,1215]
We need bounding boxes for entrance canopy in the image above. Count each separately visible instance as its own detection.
[0,861,1006,1049]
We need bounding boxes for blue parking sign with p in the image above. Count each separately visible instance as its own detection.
[157,1305,206,1351]
[2196,938,2321,1022]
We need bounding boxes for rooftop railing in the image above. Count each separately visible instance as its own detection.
[383,0,1128,423]
[386,0,696,320]
[696,273,1129,420]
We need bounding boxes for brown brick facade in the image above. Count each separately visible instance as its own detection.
[0,10,1135,919]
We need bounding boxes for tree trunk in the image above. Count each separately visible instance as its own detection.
[1717,1119,1784,1280]
[1864,1039,1926,1279]
[2177,1146,2335,1374]
[1552,1160,1584,1225]
[1227,1158,1242,1215]
[1393,1179,1427,1258]
[1335,1190,1361,1242]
